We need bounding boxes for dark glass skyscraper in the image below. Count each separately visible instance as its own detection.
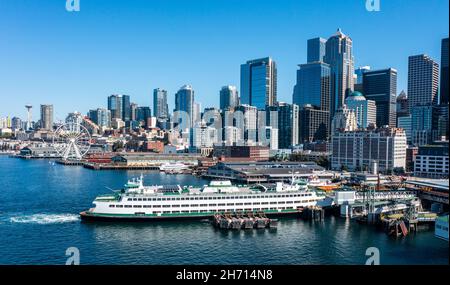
[266,102,299,149]
[440,38,449,104]
[363,68,398,128]
[293,62,331,111]
[108,94,130,122]
[307,37,326,63]
[220,86,239,110]
[240,57,277,110]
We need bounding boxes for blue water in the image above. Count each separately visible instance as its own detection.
[0,156,448,265]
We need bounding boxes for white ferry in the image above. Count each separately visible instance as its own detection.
[80,175,326,221]
[159,162,189,173]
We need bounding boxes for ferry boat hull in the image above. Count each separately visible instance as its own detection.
[79,209,302,222]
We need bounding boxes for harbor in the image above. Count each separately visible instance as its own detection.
[0,155,448,265]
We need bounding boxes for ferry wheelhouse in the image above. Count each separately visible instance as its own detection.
[80,175,326,221]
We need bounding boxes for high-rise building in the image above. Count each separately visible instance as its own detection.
[299,105,330,143]
[234,105,258,144]
[108,95,123,120]
[11,117,22,131]
[307,37,326,63]
[174,85,195,128]
[440,38,449,104]
[220,86,239,110]
[354,66,371,85]
[345,91,377,129]
[331,127,407,173]
[190,121,218,150]
[122,95,131,122]
[397,115,412,145]
[293,62,331,111]
[40,104,53,131]
[362,68,397,128]
[193,102,201,126]
[136,107,152,127]
[130,103,138,121]
[266,102,299,149]
[240,57,277,109]
[97,108,111,128]
[407,54,439,109]
[411,105,434,146]
[153,88,169,120]
[396,91,409,119]
[324,29,354,117]
[331,105,357,133]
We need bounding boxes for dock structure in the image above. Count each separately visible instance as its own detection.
[301,206,325,221]
[213,211,277,230]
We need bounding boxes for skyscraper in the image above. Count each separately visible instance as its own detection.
[299,105,329,143]
[293,62,331,111]
[307,37,326,63]
[108,95,123,120]
[40,104,53,131]
[407,54,439,109]
[122,95,131,122]
[266,102,299,149]
[220,86,239,110]
[130,103,138,121]
[354,66,371,84]
[396,91,409,119]
[175,85,195,128]
[240,57,277,109]
[324,29,354,117]
[362,68,398,128]
[440,38,449,104]
[153,88,169,120]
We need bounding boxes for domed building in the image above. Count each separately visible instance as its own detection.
[344,91,377,129]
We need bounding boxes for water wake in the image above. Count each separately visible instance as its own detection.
[9,213,79,225]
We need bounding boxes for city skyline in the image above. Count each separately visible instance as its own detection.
[0,0,448,119]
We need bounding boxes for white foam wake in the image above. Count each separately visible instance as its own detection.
[9,214,79,225]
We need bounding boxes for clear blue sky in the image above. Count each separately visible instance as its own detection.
[0,0,448,121]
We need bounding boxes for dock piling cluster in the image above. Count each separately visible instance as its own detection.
[213,211,278,230]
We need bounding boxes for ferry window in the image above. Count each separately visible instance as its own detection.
[181,205,189,207]
[294,201,301,203]
[194,197,199,200]
[286,207,294,210]
[200,204,207,207]
[127,198,133,201]
[226,203,234,206]
[261,202,268,205]
[253,202,260,205]
[116,205,123,208]
[153,205,161,208]
[191,204,199,207]
[172,205,180,208]
[209,204,217,207]
[142,198,147,201]
[172,211,180,214]
[163,205,170,208]
[125,205,132,208]
[208,197,213,200]
[176,198,181,201]
[144,205,151,208]
[153,211,161,214]
[133,198,138,201]
[200,210,208,213]
[181,211,189,213]
[133,205,142,208]
[235,203,243,206]
[157,198,162,201]
[138,198,142,201]
[163,211,170,214]
[109,205,115,208]
[278,201,285,204]
[244,203,251,205]
[270,202,277,205]
[218,203,226,206]
[181,198,185,200]
[286,201,293,204]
